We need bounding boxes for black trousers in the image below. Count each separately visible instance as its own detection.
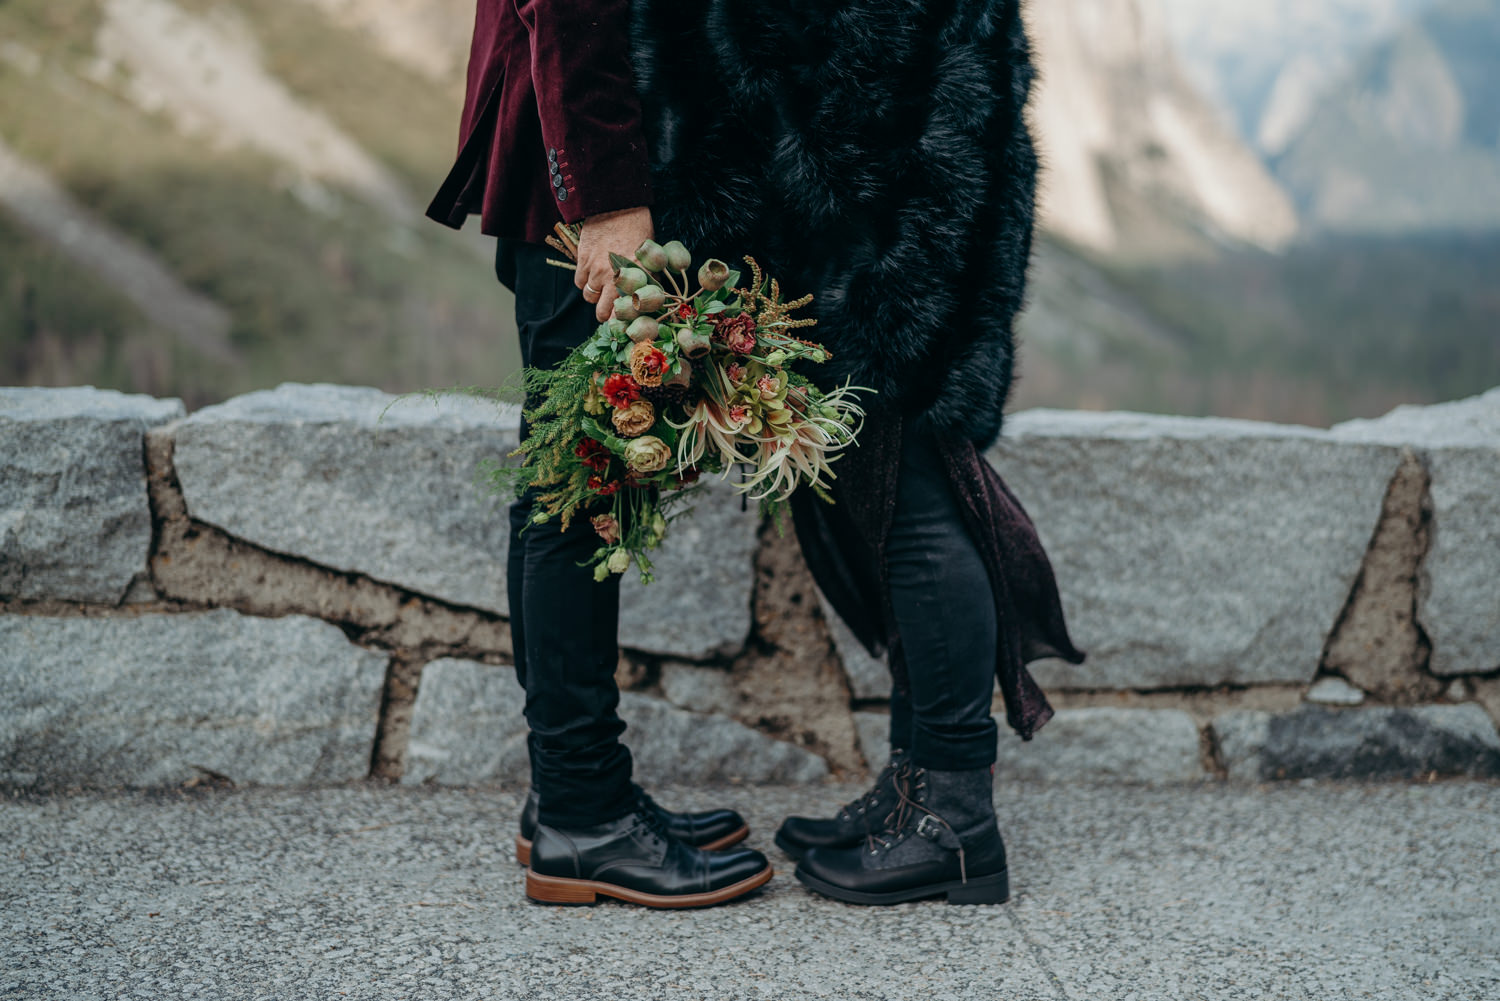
[495,236,1001,827]
[885,416,1000,770]
[497,238,637,829]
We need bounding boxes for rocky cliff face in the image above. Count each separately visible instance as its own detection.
[1025,0,1299,255]
[1146,0,1500,235]
[1272,0,1500,234]
[1148,0,1439,155]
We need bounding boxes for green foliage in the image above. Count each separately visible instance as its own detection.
[0,214,155,388]
[1019,235,1500,426]
[1111,234,1500,417]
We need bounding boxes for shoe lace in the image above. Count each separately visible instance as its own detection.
[630,792,672,846]
[863,766,967,884]
[634,801,672,844]
[837,754,906,823]
[633,784,663,817]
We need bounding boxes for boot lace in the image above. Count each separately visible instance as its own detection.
[837,754,908,823]
[863,766,967,884]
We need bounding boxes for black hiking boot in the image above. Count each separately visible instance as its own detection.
[774,750,912,861]
[794,765,1010,905]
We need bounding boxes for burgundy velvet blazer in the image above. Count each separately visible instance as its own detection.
[426,0,655,243]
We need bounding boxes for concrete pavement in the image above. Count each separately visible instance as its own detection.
[2,779,1497,1000]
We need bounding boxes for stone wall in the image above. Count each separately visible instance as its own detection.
[3,383,1498,791]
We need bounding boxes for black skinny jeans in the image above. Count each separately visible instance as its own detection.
[885,416,1000,771]
[496,237,1001,828]
[498,238,636,829]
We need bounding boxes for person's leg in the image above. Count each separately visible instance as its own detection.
[500,239,544,862]
[497,240,542,796]
[888,687,914,755]
[503,244,736,833]
[885,415,998,773]
[792,414,1009,905]
[500,238,635,829]
[499,237,771,907]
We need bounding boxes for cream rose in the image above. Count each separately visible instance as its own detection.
[623,435,671,474]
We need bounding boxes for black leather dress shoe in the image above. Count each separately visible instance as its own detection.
[526,807,774,908]
[774,750,910,860]
[515,784,750,865]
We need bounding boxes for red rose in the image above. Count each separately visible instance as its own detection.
[574,437,611,472]
[587,474,621,496]
[602,373,641,409]
[676,302,698,321]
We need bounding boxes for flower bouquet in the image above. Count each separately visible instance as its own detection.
[499,223,866,582]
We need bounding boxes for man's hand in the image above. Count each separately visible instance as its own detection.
[575,206,655,322]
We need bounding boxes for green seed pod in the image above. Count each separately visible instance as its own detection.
[675,327,712,359]
[612,295,640,322]
[665,358,693,388]
[697,259,730,291]
[636,240,669,272]
[764,349,788,366]
[663,240,691,272]
[633,284,667,313]
[616,268,649,295]
[627,315,660,343]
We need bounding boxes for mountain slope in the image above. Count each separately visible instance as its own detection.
[1025,0,1298,256]
[1272,0,1500,234]
[98,0,414,222]
[0,134,233,360]
[0,0,513,409]
[1146,0,1441,154]
[3,0,1493,427]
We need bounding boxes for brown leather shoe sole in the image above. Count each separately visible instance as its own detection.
[525,863,774,908]
[514,823,750,867]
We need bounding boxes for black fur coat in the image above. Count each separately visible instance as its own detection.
[627,1,1082,740]
[628,0,1037,449]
